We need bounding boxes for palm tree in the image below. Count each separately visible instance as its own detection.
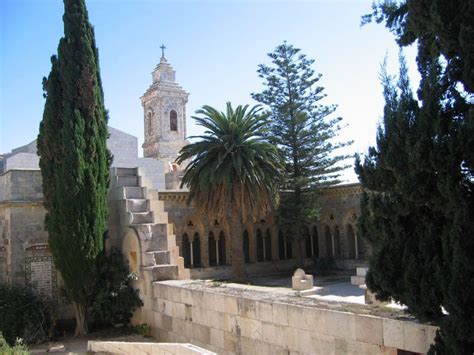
[176,103,282,280]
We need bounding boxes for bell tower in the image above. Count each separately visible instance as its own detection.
[141,46,189,172]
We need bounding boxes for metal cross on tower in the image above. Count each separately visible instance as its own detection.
[160,44,166,58]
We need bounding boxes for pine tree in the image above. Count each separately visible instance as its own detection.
[252,42,351,266]
[37,0,110,336]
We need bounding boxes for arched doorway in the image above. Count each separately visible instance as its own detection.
[334,225,341,257]
[208,232,217,266]
[218,230,226,265]
[324,225,333,257]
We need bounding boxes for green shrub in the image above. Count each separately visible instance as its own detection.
[0,332,29,355]
[0,284,52,345]
[90,248,143,326]
[133,323,151,338]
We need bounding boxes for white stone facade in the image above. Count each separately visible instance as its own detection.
[141,56,189,172]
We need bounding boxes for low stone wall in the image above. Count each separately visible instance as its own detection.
[87,340,216,354]
[142,280,438,355]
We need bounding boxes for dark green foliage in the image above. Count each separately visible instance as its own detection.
[176,103,282,279]
[37,0,110,334]
[252,42,351,264]
[355,54,474,353]
[362,0,474,93]
[360,2,473,353]
[0,284,53,346]
[90,248,143,326]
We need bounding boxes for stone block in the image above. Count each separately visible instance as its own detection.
[239,317,263,340]
[171,301,185,320]
[288,305,316,331]
[323,309,356,340]
[210,328,225,350]
[224,314,241,335]
[181,288,194,305]
[204,291,225,313]
[355,314,383,345]
[224,295,238,315]
[256,301,273,323]
[154,313,173,332]
[262,323,286,347]
[167,285,182,303]
[310,332,336,355]
[237,297,257,319]
[403,321,430,353]
[292,268,314,291]
[224,330,240,354]
[190,323,211,345]
[272,302,288,326]
[356,267,368,277]
[382,318,404,349]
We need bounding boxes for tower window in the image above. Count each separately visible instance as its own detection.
[147,111,153,136]
[170,110,178,131]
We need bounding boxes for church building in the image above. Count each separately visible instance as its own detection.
[0,52,367,302]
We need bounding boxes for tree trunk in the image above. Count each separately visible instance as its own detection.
[73,301,88,336]
[230,216,247,281]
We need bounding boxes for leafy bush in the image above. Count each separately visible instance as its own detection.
[0,284,52,345]
[133,323,151,338]
[0,332,29,355]
[90,248,143,326]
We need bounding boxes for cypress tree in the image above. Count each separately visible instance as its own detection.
[37,0,110,336]
[356,54,473,353]
[252,42,351,266]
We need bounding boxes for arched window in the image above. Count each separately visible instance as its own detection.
[347,225,356,259]
[256,229,264,262]
[182,233,191,267]
[208,232,217,266]
[170,110,178,131]
[147,111,153,136]
[312,226,319,258]
[193,232,201,267]
[218,230,226,265]
[334,225,341,257]
[324,225,333,257]
[243,230,250,263]
[265,228,272,261]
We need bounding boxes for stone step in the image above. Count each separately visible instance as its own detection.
[351,275,366,286]
[124,186,146,199]
[127,199,149,213]
[117,175,139,187]
[145,265,178,281]
[131,211,154,224]
[115,167,137,176]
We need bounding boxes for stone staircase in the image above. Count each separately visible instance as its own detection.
[112,167,189,281]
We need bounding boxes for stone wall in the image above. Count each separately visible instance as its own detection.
[143,280,437,355]
[159,184,367,276]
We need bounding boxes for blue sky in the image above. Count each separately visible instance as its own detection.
[0,0,418,182]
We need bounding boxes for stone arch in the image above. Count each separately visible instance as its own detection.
[323,224,333,257]
[122,228,141,274]
[170,110,178,131]
[208,231,217,266]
